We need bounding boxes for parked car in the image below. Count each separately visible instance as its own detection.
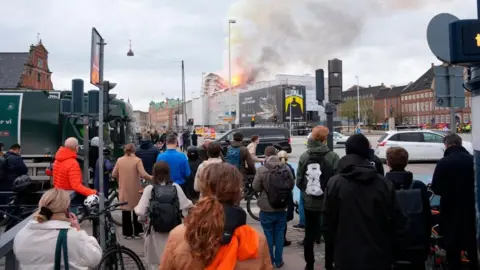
[215,127,292,156]
[375,129,473,162]
[305,131,348,146]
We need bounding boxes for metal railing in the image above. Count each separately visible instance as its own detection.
[0,191,76,269]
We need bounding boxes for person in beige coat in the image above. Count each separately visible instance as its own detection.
[194,142,224,194]
[135,161,192,270]
[112,143,152,239]
[247,135,263,163]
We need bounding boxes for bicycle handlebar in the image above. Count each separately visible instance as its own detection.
[79,201,128,222]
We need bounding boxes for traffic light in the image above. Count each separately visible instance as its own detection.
[251,116,255,127]
[449,19,480,65]
[315,69,325,103]
[328,59,343,104]
[102,80,117,120]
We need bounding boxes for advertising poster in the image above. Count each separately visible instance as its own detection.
[283,85,306,122]
[0,93,23,147]
[90,28,102,87]
[238,86,283,124]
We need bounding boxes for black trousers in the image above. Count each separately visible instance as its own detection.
[304,210,334,270]
[122,210,143,237]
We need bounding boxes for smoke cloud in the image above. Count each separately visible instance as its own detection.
[227,0,452,82]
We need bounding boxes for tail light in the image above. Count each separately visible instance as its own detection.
[378,141,387,147]
[288,137,291,144]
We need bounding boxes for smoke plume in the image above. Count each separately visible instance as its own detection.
[228,0,452,82]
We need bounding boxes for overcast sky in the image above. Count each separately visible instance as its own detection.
[0,0,476,111]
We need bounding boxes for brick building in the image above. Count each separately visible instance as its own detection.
[374,85,408,125]
[400,63,471,126]
[0,40,54,90]
[148,98,182,130]
[338,84,388,125]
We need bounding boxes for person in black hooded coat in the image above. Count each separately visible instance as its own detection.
[384,146,431,270]
[135,137,160,175]
[431,133,479,270]
[323,134,407,270]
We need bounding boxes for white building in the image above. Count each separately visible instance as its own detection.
[202,73,224,96]
[133,110,149,133]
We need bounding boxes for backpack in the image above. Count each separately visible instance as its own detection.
[303,150,333,197]
[226,146,241,168]
[395,181,426,251]
[148,183,182,233]
[265,163,292,209]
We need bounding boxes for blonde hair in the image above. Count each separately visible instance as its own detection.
[33,189,71,223]
[277,150,288,163]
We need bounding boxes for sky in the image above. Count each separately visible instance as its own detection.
[0,0,477,111]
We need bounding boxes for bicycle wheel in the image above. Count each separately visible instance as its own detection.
[96,245,145,270]
[246,193,260,221]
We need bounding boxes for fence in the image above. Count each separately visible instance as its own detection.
[0,191,76,269]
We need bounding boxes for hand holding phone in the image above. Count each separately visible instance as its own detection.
[68,212,81,231]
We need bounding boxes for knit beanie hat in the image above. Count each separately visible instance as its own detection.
[345,133,370,158]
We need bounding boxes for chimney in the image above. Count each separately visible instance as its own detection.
[368,85,371,88]
[431,63,434,68]
[381,82,385,87]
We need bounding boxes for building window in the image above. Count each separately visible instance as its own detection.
[441,115,446,123]
[37,73,41,82]
[435,115,440,123]
[421,93,425,98]
[37,58,44,68]
[446,114,451,123]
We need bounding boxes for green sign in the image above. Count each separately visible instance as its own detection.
[0,93,22,148]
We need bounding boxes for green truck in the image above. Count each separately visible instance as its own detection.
[0,90,135,182]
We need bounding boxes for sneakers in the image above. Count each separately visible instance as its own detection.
[293,223,305,230]
[284,240,291,247]
[276,261,285,268]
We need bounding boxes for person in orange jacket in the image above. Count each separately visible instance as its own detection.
[52,137,96,197]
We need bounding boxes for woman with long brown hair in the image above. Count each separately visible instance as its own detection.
[135,161,192,270]
[112,143,152,239]
[160,163,272,270]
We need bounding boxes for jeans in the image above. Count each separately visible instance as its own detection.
[298,196,305,226]
[259,211,287,266]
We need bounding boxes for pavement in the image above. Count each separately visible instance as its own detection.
[79,133,458,269]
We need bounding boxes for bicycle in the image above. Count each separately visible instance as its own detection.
[80,201,145,270]
[0,192,41,231]
[243,175,260,221]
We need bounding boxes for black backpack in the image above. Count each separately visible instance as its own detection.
[395,181,426,251]
[303,150,333,196]
[148,183,182,233]
[265,163,292,209]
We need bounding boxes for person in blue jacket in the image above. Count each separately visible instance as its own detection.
[93,148,113,195]
[156,133,190,194]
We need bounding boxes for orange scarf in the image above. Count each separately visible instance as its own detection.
[205,225,259,270]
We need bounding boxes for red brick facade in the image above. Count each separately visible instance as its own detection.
[19,42,53,90]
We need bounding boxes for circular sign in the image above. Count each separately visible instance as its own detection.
[426,13,459,63]
[437,98,444,106]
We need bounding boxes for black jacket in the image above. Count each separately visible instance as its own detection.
[431,145,477,249]
[1,151,28,191]
[385,170,432,261]
[324,154,407,270]
[368,149,384,176]
[135,140,159,175]
[191,133,198,146]
[186,158,202,200]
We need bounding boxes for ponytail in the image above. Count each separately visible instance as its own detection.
[184,196,225,266]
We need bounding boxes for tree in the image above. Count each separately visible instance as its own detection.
[338,99,357,131]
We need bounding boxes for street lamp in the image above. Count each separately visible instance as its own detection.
[355,75,360,127]
[228,19,236,130]
[127,42,186,128]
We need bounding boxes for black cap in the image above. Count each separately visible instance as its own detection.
[345,134,370,158]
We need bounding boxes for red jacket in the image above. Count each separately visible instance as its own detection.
[52,147,96,196]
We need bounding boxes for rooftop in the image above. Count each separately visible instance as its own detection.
[0,53,28,89]
[149,98,182,110]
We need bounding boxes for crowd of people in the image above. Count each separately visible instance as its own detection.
[4,124,480,269]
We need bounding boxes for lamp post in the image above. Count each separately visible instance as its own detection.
[355,75,360,127]
[126,43,186,128]
[228,19,236,130]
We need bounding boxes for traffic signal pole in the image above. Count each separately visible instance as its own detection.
[98,37,106,250]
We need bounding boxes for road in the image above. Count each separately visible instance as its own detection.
[93,134,469,269]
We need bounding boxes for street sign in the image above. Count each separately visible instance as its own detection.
[433,66,465,108]
[450,20,480,65]
[427,13,459,63]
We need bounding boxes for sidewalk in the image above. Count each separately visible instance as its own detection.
[82,215,326,269]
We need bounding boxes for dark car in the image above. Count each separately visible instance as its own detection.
[215,127,292,156]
